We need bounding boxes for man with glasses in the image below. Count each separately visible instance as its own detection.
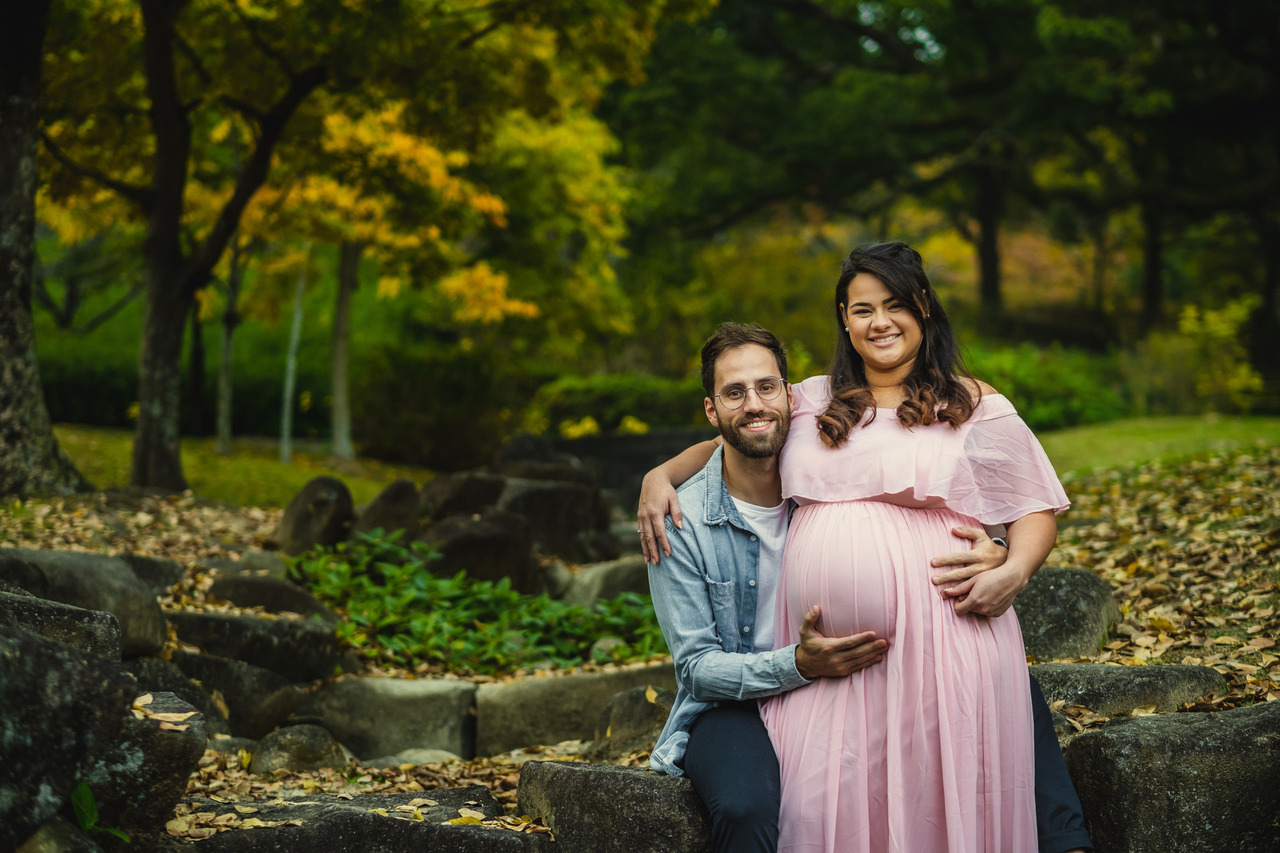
[641,322,1091,853]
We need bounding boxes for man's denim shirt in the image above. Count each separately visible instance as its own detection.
[648,445,809,776]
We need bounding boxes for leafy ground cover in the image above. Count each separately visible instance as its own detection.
[4,424,1278,822]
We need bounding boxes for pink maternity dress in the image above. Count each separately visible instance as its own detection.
[760,376,1069,853]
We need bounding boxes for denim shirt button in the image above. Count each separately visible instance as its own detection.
[742,625,751,634]
[749,534,758,542]
[748,579,757,587]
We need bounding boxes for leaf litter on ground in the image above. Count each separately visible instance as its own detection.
[3,442,1278,832]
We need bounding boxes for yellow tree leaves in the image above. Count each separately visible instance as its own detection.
[438,263,538,324]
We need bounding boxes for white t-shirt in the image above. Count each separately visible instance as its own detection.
[729,497,789,654]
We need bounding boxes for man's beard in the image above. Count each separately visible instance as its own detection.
[718,411,790,459]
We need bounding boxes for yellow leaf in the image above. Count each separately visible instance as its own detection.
[645,685,657,703]
[457,808,487,820]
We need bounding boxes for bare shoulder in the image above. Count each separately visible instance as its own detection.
[961,377,999,398]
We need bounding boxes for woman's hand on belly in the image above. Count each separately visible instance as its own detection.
[794,604,889,679]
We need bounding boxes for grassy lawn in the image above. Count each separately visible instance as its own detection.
[53,425,437,508]
[1039,414,1280,476]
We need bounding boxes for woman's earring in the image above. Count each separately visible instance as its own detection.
[844,326,849,331]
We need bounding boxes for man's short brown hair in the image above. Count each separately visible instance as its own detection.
[699,323,788,398]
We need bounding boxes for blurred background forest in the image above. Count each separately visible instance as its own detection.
[14,0,1280,488]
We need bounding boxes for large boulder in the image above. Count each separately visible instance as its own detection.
[167,611,342,683]
[0,625,135,851]
[354,479,421,540]
[420,508,537,592]
[417,472,507,521]
[1017,567,1120,662]
[273,476,355,556]
[154,789,550,852]
[125,656,232,737]
[298,676,478,760]
[475,662,678,757]
[0,547,166,655]
[1031,663,1226,716]
[1065,702,1280,852]
[518,761,711,853]
[496,479,615,563]
[170,652,304,739]
[248,724,349,774]
[82,692,207,839]
[0,589,122,660]
[206,574,338,624]
[583,684,677,763]
[113,553,186,597]
[0,552,50,596]
[561,555,650,607]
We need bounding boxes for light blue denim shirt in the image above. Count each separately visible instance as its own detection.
[648,445,810,776]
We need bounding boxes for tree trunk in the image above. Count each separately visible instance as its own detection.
[0,0,91,497]
[1139,199,1165,330]
[215,240,245,455]
[280,250,311,465]
[974,164,1003,315]
[188,294,206,434]
[331,241,362,462]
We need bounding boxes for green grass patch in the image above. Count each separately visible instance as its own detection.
[290,533,667,675]
[53,425,436,508]
[1040,414,1280,476]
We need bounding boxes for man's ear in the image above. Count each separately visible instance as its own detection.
[704,397,720,428]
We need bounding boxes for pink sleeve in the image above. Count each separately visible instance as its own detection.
[955,406,1070,525]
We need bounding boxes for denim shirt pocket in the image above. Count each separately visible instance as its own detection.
[705,577,739,649]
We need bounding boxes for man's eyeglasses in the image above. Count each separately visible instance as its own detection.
[714,378,786,410]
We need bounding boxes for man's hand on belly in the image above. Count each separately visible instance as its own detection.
[795,605,889,679]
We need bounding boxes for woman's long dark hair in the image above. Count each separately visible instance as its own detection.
[817,241,978,447]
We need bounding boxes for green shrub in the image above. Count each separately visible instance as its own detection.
[289,532,668,676]
[525,373,705,437]
[964,342,1128,432]
[1120,296,1265,415]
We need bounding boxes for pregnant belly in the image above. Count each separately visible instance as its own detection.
[779,500,975,640]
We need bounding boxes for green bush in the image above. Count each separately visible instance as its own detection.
[289,532,668,676]
[964,342,1128,432]
[525,373,705,437]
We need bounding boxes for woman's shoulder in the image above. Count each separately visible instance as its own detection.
[962,378,1018,419]
[791,374,832,408]
[962,377,999,398]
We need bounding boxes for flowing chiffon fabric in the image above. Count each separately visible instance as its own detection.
[760,377,1069,853]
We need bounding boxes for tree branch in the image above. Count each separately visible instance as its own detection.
[759,0,926,74]
[39,131,153,208]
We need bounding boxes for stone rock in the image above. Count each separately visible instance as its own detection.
[537,560,573,598]
[0,547,165,655]
[354,478,420,539]
[421,508,536,592]
[417,472,507,521]
[1031,663,1226,717]
[0,552,50,597]
[298,676,478,760]
[0,591,122,660]
[496,478,612,563]
[273,476,355,556]
[206,735,257,755]
[14,816,102,853]
[476,662,678,756]
[362,747,462,769]
[248,724,349,774]
[1017,567,1120,661]
[1065,702,1280,852]
[153,790,550,852]
[0,626,135,851]
[124,656,231,737]
[113,553,186,597]
[583,684,676,763]
[168,610,342,683]
[83,692,206,835]
[561,555,650,607]
[170,652,304,739]
[493,433,580,467]
[238,550,291,580]
[206,574,338,623]
[519,761,711,853]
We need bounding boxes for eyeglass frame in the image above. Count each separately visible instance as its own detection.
[712,376,788,410]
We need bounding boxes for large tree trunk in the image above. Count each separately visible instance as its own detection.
[974,164,1003,314]
[128,0,326,489]
[330,241,362,462]
[1139,198,1165,331]
[280,249,311,465]
[0,0,91,497]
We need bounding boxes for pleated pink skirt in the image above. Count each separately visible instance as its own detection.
[760,500,1037,853]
